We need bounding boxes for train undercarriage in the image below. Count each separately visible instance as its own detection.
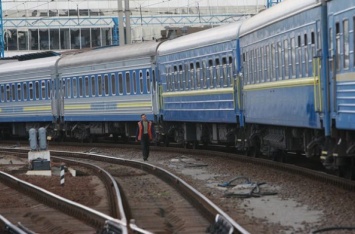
[3,120,355,180]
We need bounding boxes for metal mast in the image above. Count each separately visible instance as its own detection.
[0,0,4,57]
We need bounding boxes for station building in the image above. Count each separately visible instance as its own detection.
[2,0,265,56]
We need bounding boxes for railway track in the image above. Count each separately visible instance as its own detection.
[0,170,125,233]
[0,147,249,234]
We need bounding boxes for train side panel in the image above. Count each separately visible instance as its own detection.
[328,0,355,130]
[240,1,322,129]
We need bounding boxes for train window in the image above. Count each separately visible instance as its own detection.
[29,83,33,100]
[243,52,248,82]
[84,76,89,97]
[190,63,195,89]
[278,42,283,80]
[90,76,95,97]
[73,78,78,98]
[354,17,355,67]
[166,67,171,91]
[174,66,178,72]
[126,72,131,94]
[6,84,10,102]
[133,72,137,94]
[336,22,340,71]
[152,70,156,93]
[78,77,83,97]
[291,38,296,78]
[147,70,151,93]
[343,20,349,69]
[104,74,109,96]
[196,62,201,89]
[298,35,301,48]
[11,84,15,101]
[271,44,275,80]
[97,75,102,96]
[118,73,123,94]
[202,60,207,88]
[65,78,70,98]
[35,82,40,100]
[17,84,21,101]
[47,80,51,99]
[304,34,308,46]
[41,81,46,99]
[112,74,117,95]
[139,72,143,94]
[174,70,179,90]
[284,39,289,79]
[253,49,258,83]
[264,46,269,81]
[259,49,263,83]
[216,58,221,87]
[311,32,315,45]
[304,47,309,76]
[23,83,27,101]
[178,65,184,90]
[329,28,334,73]
[185,64,190,90]
[0,85,4,102]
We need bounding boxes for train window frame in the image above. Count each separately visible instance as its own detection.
[258,48,263,83]
[47,80,51,99]
[132,71,137,94]
[178,65,184,90]
[336,22,341,71]
[91,75,96,97]
[147,70,151,93]
[29,82,33,100]
[84,76,89,97]
[11,84,16,101]
[35,81,40,100]
[0,85,4,102]
[72,78,78,98]
[125,72,131,95]
[202,60,207,89]
[23,83,27,101]
[6,84,10,102]
[66,78,71,98]
[343,19,349,70]
[189,62,196,90]
[16,83,21,101]
[291,38,296,78]
[41,80,46,100]
[277,41,283,80]
[271,43,276,81]
[111,74,117,96]
[196,62,201,89]
[118,73,123,95]
[215,58,221,87]
[152,70,156,93]
[265,46,270,81]
[78,77,83,97]
[174,66,179,91]
[97,75,102,96]
[284,39,289,79]
[104,74,109,96]
[139,71,143,94]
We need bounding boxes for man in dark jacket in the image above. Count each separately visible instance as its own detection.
[136,114,154,161]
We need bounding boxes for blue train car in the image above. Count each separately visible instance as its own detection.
[239,0,325,156]
[56,42,161,141]
[157,22,243,146]
[326,0,355,178]
[0,56,60,137]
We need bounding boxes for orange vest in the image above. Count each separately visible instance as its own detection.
[137,121,153,140]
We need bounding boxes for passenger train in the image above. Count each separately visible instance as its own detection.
[0,0,354,179]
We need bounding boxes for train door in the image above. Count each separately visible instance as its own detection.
[328,13,337,118]
[151,67,159,115]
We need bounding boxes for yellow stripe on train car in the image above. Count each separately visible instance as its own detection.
[162,87,233,97]
[64,104,91,110]
[244,77,314,91]
[24,106,52,111]
[117,102,152,108]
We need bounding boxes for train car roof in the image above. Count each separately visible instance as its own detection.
[0,56,60,75]
[58,41,161,68]
[157,21,242,56]
[239,0,321,37]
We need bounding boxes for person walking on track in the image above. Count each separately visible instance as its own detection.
[136,114,154,161]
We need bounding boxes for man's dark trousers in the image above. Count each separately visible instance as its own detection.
[141,134,150,160]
